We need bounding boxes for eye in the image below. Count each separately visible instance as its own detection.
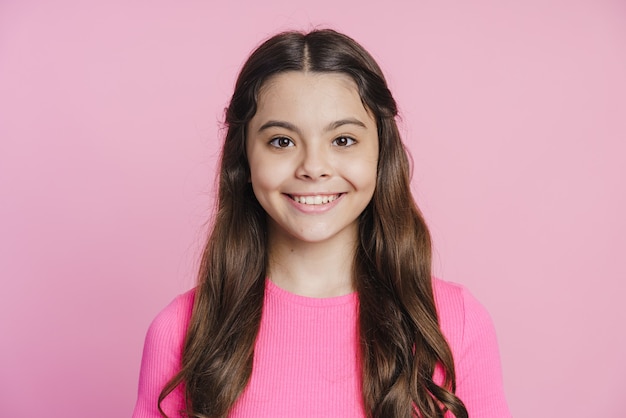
[269,136,294,148]
[332,136,356,147]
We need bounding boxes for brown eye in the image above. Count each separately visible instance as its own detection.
[269,137,294,148]
[332,136,356,147]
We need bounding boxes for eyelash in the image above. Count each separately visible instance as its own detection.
[332,136,356,147]
[268,136,294,148]
[268,136,357,148]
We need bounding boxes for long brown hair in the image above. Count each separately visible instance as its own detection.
[158,29,468,418]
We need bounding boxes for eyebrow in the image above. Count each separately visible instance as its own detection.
[257,117,367,135]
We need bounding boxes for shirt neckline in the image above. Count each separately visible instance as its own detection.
[265,278,358,307]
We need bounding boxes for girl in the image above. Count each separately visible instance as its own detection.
[133,29,511,418]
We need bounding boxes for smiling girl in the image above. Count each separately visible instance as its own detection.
[133,29,511,418]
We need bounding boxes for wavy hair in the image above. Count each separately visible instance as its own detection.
[158,29,468,418]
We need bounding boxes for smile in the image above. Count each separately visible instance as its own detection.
[289,194,341,205]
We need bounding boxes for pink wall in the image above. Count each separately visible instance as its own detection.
[1,1,624,416]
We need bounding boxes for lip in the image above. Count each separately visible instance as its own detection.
[284,192,345,213]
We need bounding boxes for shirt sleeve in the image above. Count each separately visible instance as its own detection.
[453,287,512,418]
[132,292,192,418]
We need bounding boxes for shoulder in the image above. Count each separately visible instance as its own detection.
[132,289,196,417]
[145,288,195,344]
[432,278,512,417]
[432,278,502,377]
[140,287,196,373]
[432,277,494,350]
[140,288,196,362]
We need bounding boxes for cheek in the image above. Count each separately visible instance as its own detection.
[249,161,275,183]
[248,161,288,202]
[351,159,378,192]
[249,170,272,199]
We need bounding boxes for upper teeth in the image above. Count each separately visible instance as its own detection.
[292,194,339,205]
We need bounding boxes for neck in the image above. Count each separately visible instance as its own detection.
[267,230,357,298]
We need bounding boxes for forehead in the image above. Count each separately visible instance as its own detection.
[259,71,359,97]
[252,71,374,126]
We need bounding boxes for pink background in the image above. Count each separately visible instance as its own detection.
[1,1,625,416]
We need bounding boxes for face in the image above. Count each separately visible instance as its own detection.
[246,71,379,247]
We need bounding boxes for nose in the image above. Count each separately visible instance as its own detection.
[295,145,333,180]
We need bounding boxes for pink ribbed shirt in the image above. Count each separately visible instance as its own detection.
[133,278,511,417]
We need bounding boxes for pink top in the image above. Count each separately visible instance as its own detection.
[133,278,511,417]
